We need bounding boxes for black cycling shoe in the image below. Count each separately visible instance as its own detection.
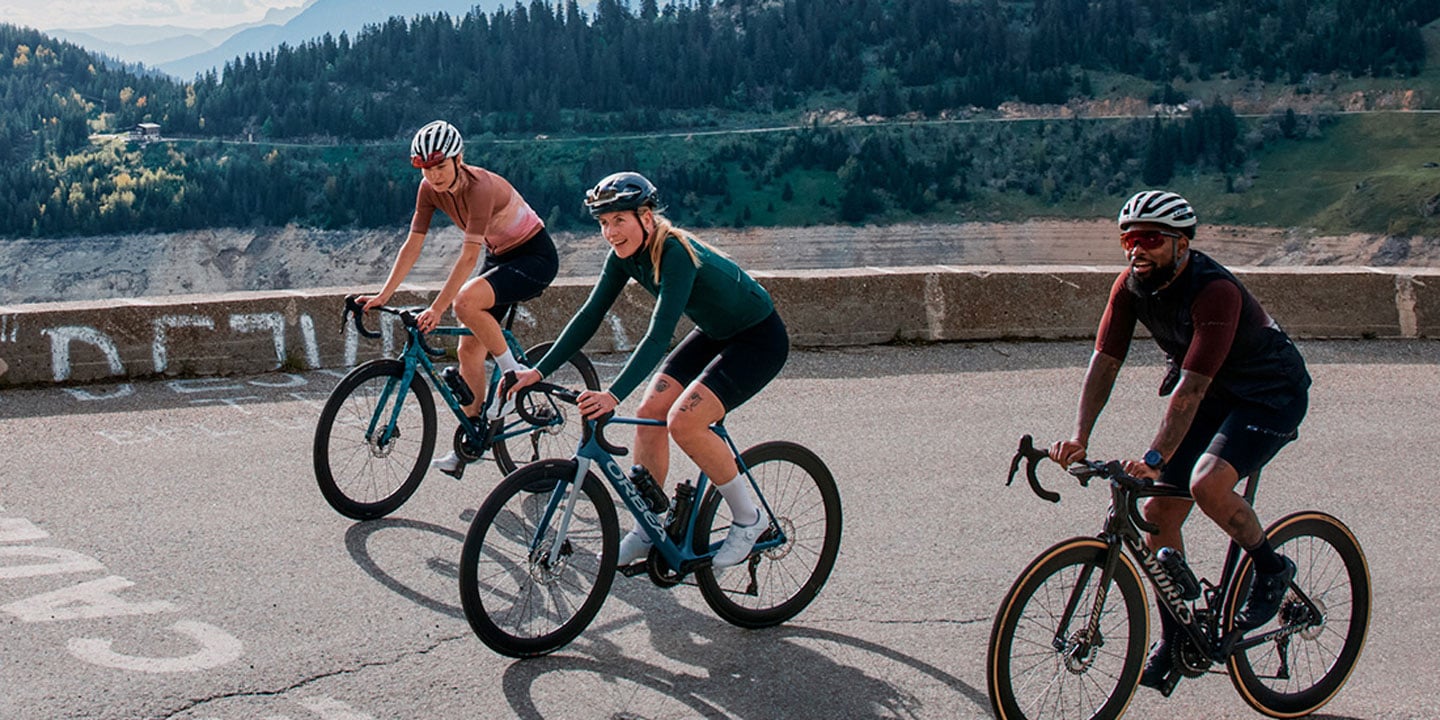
[1234,556,1297,630]
[1138,638,1174,691]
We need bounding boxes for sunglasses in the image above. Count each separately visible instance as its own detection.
[1120,229,1181,251]
[585,187,645,208]
[585,188,618,204]
[411,151,449,169]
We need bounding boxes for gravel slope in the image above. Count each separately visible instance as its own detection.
[3,221,1437,305]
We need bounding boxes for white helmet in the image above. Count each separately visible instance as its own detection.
[410,120,463,168]
[1118,190,1197,231]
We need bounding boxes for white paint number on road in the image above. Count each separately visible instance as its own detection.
[0,511,245,674]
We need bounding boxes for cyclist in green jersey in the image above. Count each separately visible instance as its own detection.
[509,172,789,570]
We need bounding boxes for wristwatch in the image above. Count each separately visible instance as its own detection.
[1143,449,1166,471]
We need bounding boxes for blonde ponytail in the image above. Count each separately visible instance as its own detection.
[646,212,714,283]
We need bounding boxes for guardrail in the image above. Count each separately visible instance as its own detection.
[0,266,1433,388]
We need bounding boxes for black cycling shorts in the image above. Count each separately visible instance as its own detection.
[479,228,559,321]
[1157,392,1308,489]
[659,310,789,411]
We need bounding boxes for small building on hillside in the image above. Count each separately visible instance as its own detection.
[129,123,162,144]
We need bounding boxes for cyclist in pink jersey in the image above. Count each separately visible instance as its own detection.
[357,120,559,476]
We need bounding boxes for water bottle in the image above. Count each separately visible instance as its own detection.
[441,366,474,407]
[1157,547,1202,600]
[629,465,669,514]
[667,481,695,542]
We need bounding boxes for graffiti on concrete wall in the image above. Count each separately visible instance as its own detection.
[26,312,343,384]
[1,302,635,387]
[41,326,125,382]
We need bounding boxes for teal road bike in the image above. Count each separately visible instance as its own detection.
[458,381,844,658]
[312,296,600,520]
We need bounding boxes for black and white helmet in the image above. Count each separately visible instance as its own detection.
[410,120,463,168]
[1118,190,1197,232]
[583,172,659,217]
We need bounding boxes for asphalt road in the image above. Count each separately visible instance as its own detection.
[0,339,1435,720]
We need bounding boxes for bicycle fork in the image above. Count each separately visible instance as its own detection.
[368,368,417,451]
[531,460,592,572]
[1052,544,1126,673]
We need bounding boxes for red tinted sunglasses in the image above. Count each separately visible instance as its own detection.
[1120,229,1181,251]
[411,151,449,169]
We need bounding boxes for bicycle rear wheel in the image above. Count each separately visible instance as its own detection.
[988,537,1148,720]
[1226,511,1371,718]
[458,459,618,658]
[313,359,436,520]
[492,344,601,474]
[694,441,842,628]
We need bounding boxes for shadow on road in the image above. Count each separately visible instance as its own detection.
[493,597,990,719]
[344,516,466,619]
[342,512,988,719]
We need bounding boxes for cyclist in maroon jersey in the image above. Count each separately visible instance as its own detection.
[356,120,558,477]
[1049,190,1311,692]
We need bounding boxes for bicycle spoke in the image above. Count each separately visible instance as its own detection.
[314,360,435,519]
[459,464,617,657]
[989,539,1146,720]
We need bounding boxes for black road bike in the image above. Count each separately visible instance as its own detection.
[987,435,1370,720]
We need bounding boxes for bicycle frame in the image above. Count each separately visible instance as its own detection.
[1028,450,1326,678]
[356,303,545,452]
[534,414,787,577]
[995,434,1368,718]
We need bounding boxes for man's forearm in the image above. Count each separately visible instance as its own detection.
[1149,370,1212,458]
[1074,351,1122,443]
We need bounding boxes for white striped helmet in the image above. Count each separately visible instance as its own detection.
[410,120,464,168]
[1118,190,1197,231]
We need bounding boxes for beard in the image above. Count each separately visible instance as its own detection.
[1125,258,1182,296]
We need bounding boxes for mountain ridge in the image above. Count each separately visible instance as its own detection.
[44,4,310,71]
[156,0,549,79]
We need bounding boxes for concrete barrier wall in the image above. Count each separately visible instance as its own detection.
[0,266,1435,388]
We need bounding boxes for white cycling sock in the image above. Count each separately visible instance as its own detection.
[484,350,522,421]
[494,349,521,375]
[715,476,760,527]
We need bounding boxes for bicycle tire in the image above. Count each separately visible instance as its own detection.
[987,537,1148,720]
[694,441,842,628]
[491,343,602,474]
[1225,511,1371,718]
[314,359,437,520]
[458,459,618,658]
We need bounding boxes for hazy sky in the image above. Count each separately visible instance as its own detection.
[2,0,303,31]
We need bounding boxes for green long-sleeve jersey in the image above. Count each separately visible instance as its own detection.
[535,234,774,401]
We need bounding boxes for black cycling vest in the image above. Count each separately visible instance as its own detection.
[1129,251,1311,409]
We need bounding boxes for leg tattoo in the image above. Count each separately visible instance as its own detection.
[680,391,703,412]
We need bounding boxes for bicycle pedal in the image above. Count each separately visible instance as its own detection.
[1158,670,1183,697]
[617,562,648,577]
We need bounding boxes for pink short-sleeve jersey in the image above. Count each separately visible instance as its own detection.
[409,165,543,255]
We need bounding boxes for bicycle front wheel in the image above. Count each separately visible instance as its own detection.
[313,359,436,520]
[492,343,601,474]
[458,459,618,658]
[1226,511,1371,718]
[988,537,1148,720]
[694,441,842,628]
